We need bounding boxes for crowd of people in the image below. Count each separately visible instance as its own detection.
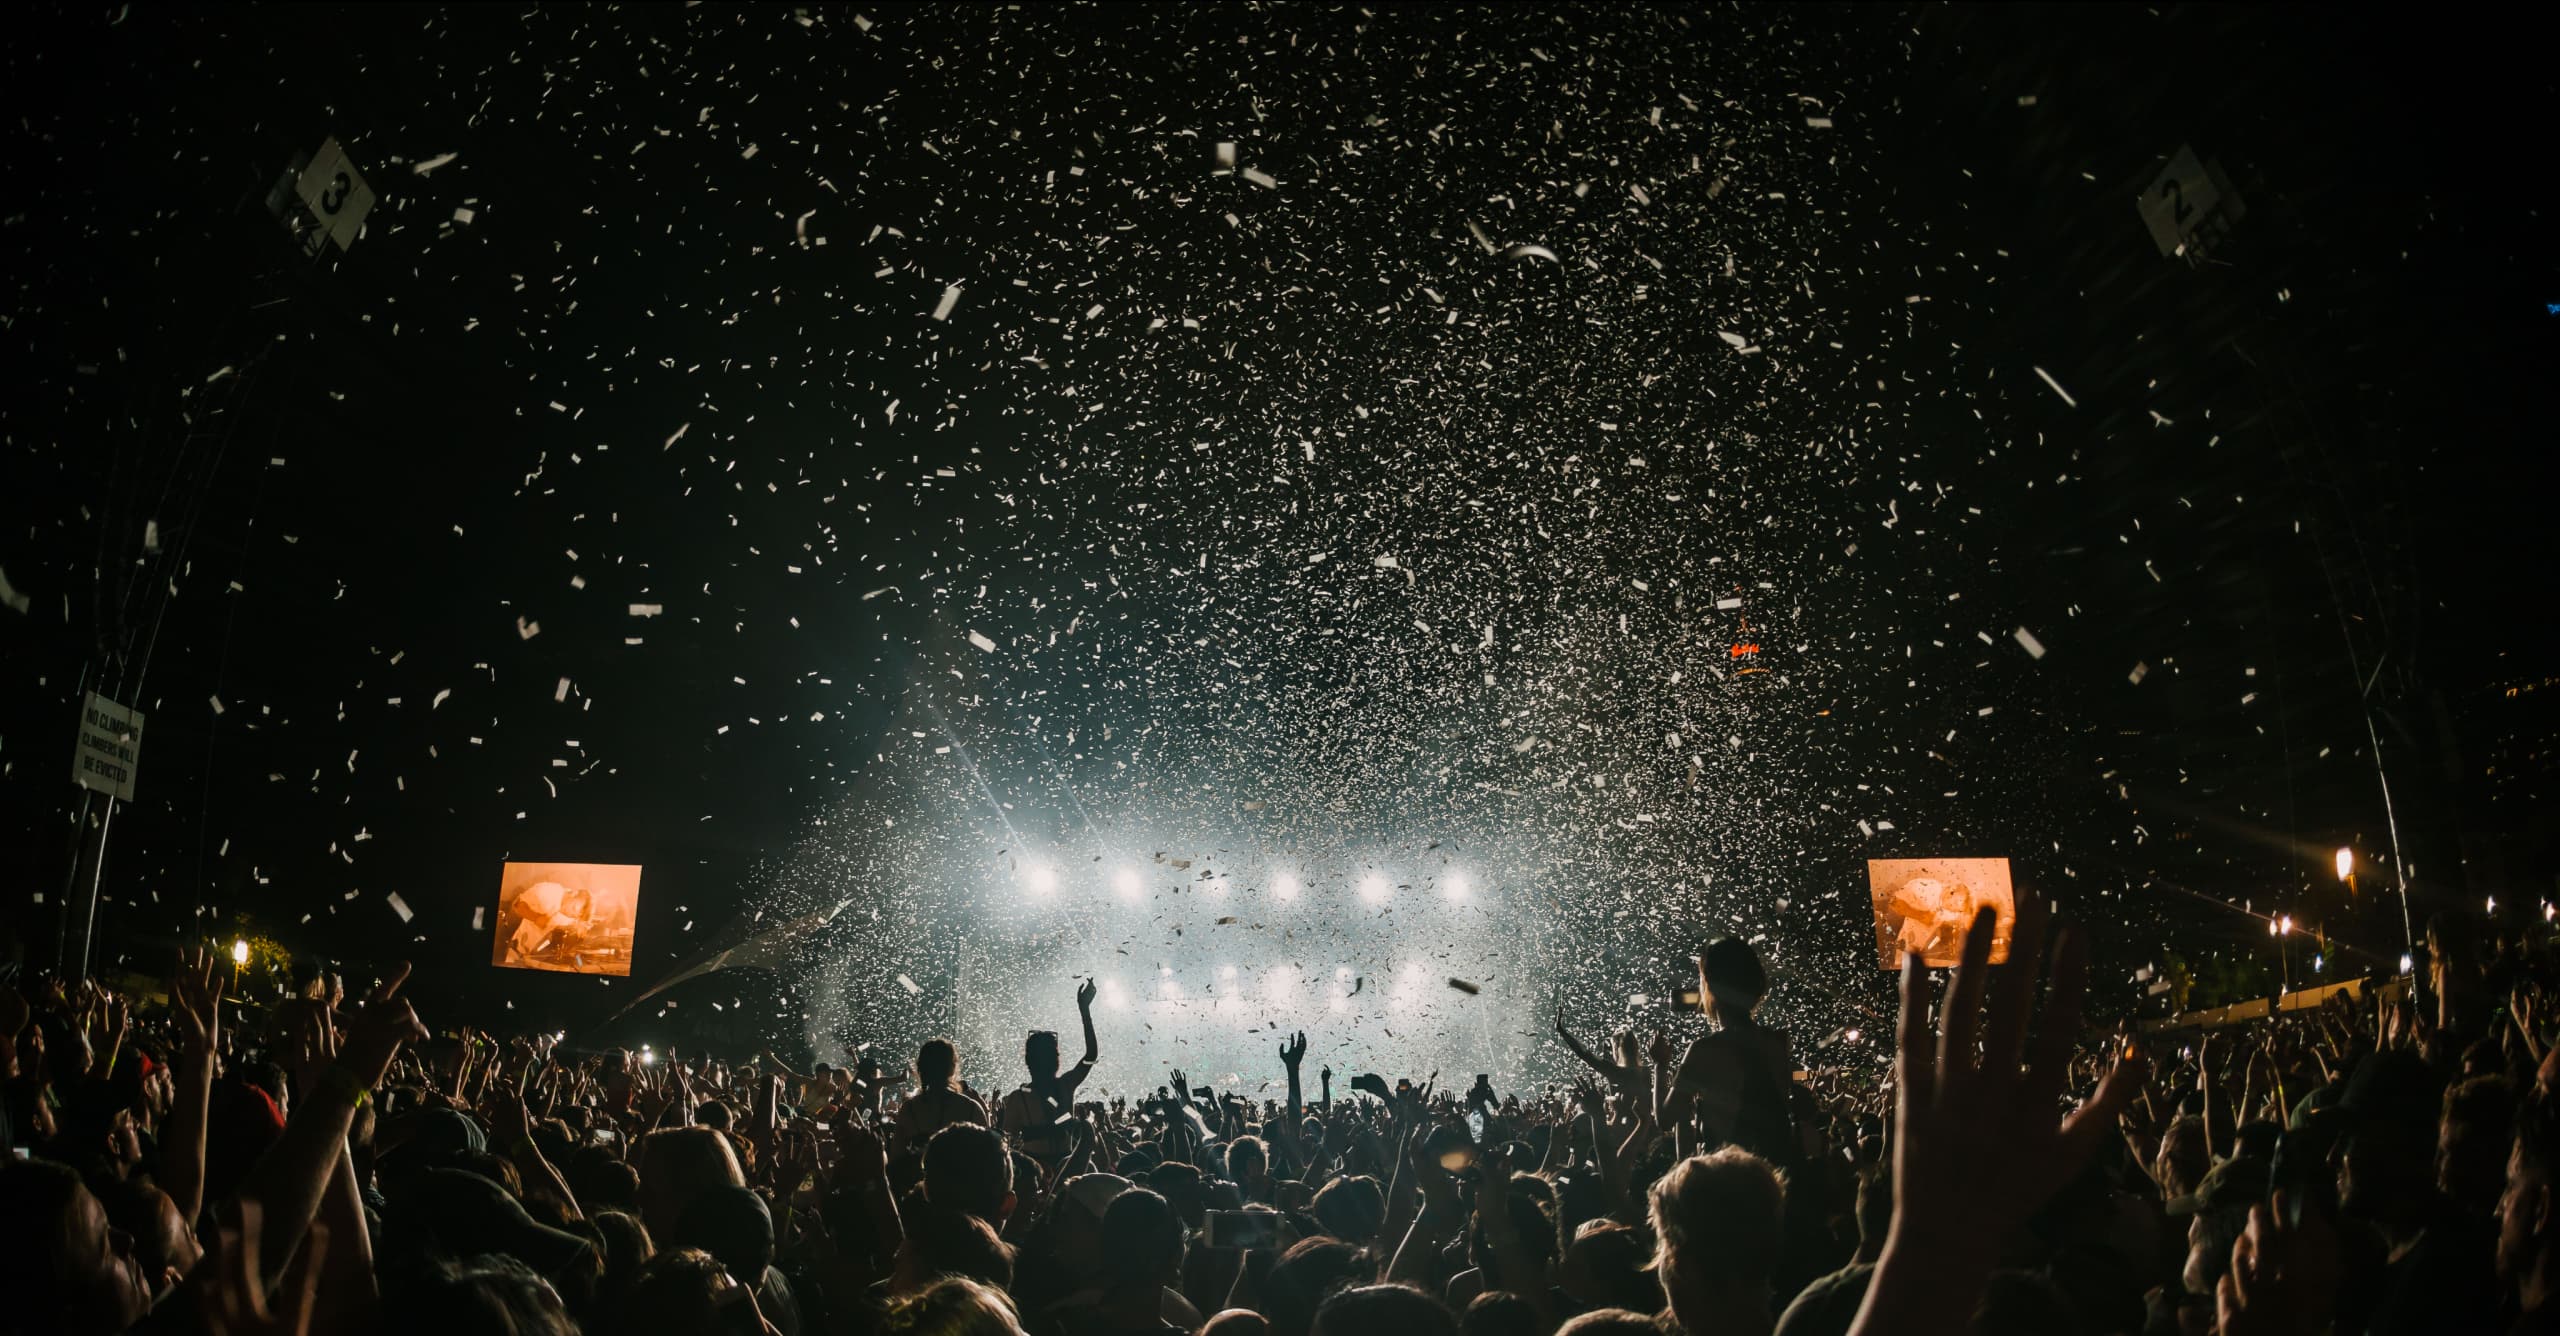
[0,897,2543,1335]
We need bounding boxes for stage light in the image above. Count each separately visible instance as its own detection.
[2313,954,2325,972]
[2333,847,2353,882]
[1208,873,1231,896]
[641,1048,657,1066]
[1265,965,1298,1001]
[2398,953,2414,973]
[1101,978,1129,1010]
[231,938,249,965]
[1219,964,1238,980]
[1025,863,1059,896]
[1273,872,1301,901]
[1358,873,1391,905]
[1113,868,1143,901]
[2278,915,2292,935]
[1442,870,1470,901]
[1844,1028,1862,1043]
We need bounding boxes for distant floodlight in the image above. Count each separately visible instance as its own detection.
[1844,1028,1862,1043]
[2398,953,2414,973]
[231,938,250,965]
[1101,978,1128,1010]
[1026,863,1059,896]
[1358,873,1391,904]
[640,1049,658,1066]
[1443,870,1470,900]
[1113,868,1143,901]
[1273,872,1301,901]
[1220,964,1238,979]
[2278,915,2293,936]
[2313,954,2325,972]
[2333,847,2353,882]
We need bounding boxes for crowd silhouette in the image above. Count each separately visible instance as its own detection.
[1,898,2543,1335]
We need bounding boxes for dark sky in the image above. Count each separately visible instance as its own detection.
[3,3,2553,1058]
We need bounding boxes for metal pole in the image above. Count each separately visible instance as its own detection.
[2362,710,2417,956]
[72,795,116,983]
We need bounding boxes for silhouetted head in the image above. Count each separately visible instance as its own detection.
[1023,1030,1060,1082]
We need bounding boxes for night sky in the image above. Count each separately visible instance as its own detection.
[4,4,2553,1085]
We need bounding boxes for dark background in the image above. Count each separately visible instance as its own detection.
[2,2,2553,1060]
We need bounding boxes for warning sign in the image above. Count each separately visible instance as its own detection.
[71,692,144,801]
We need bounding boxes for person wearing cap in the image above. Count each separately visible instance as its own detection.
[387,1168,598,1275]
[2166,1154,2271,1304]
[670,1184,804,1336]
[2501,1092,2560,1334]
[2328,1049,2497,1335]
[1009,1172,1133,1317]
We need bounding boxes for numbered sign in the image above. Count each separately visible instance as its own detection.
[287,137,376,256]
[2137,145,2243,260]
[71,691,144,801]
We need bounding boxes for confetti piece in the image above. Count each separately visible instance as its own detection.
[931,284,962,321]
[386,892,413,923]
[896,973,922,995]
[968,630,998,652]
[2013,627,2047,659]
[2032,365,2078,408]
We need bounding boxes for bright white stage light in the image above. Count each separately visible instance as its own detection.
[1358,873,1391,905]
[1273,872,1300,901]
[1442,870,1470,900]
[1025,863,1059,896]
[1219,964,1238,980]
[1100,978,1129,1010]
[1265,965,1299,1001]
[1208,873,1231,896]
[1114,868,1143,901]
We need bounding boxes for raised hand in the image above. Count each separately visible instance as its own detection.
[193,1202,326,1336]
[1076,977,1100,1012]
[337,963,427,1091]
[1170,1068,1190,1099]
[1281,1030,1309,1069]
[1857,896,2145,1330]
[2215,1193,2341,1336]
[170,947,227,1056]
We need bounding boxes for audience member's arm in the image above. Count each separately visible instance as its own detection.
[163,949,225,1225]
[491,1081,581,1217]
[836,1118,903,1258]
[238,965,427,1276]
[1074,977,1101,1073]
[303,1143,378,1330]
[1847,903,2141,1336]
[1385,1130,1461,1287]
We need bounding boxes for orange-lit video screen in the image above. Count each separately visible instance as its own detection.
[1868,858,2015,968]
[491,862,642,976]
